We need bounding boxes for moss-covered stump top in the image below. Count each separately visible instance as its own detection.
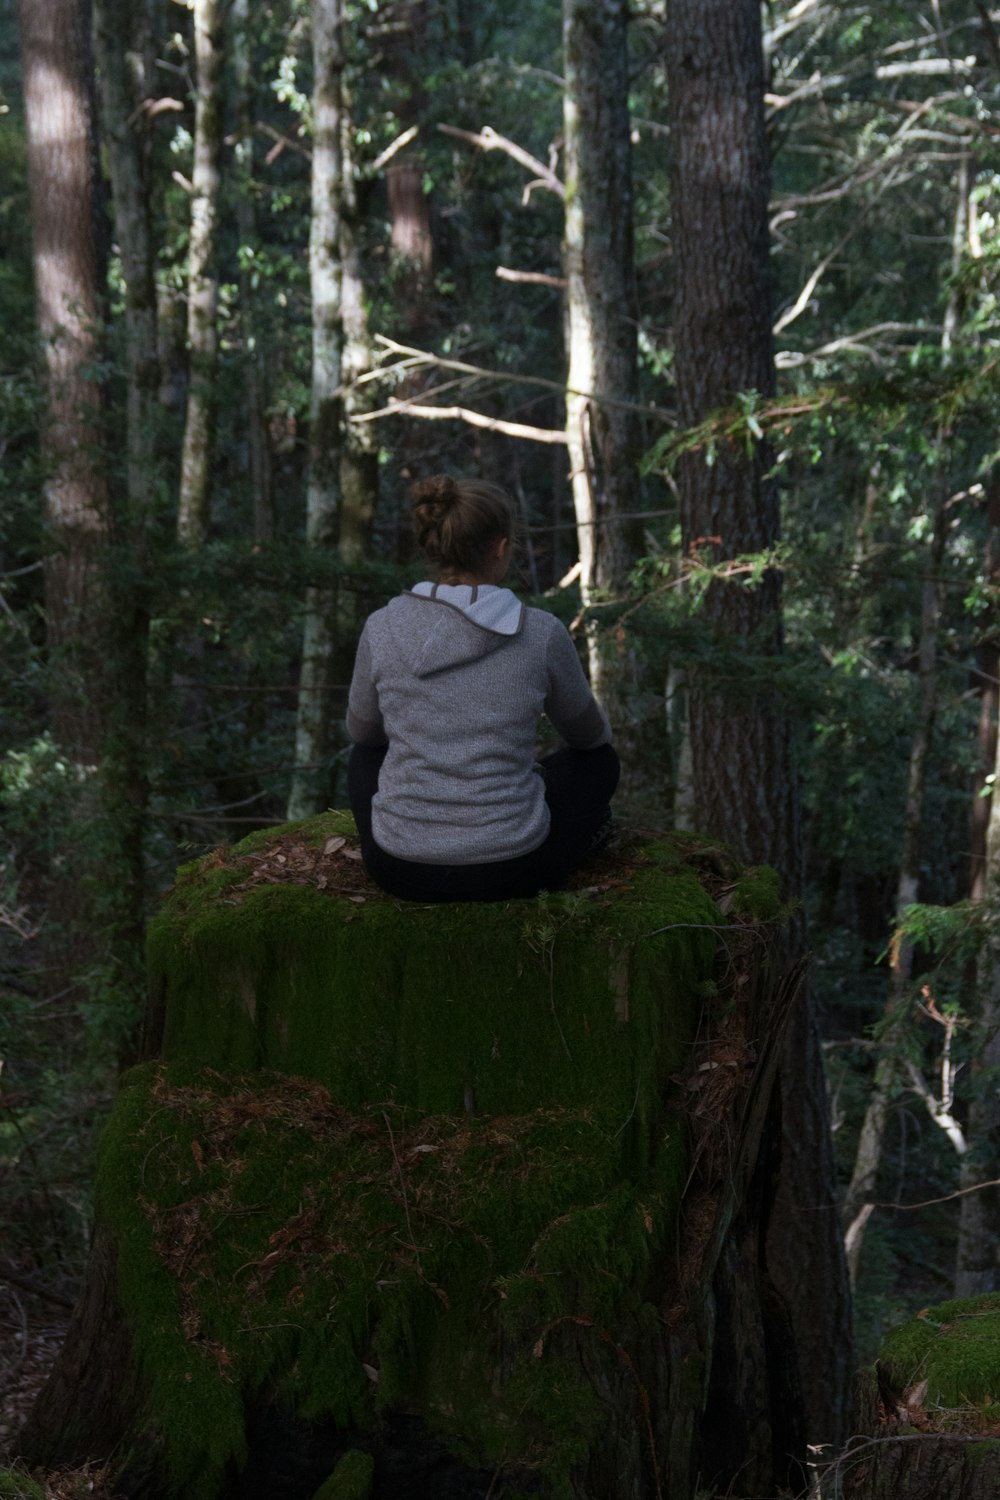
[147,814,764,1166]
[879,1293,1000,1415]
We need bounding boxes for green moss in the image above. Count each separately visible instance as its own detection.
[310,1450,374,1500]
[148,816,720,1167]
[120,816,758,1497]
[0,1469,46,1500]
[99,1065,689,1499]
[880,1294,1000,1406]
[729,865,783,921]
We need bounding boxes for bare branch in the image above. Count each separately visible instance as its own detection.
[496,266,567,288]
[371,334,674,421]
[255,120,311,163]
[365,124,419,177]
[438,123,565,199]
[350,400,568,445]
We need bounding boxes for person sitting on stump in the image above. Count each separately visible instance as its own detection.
[346,472,619,902]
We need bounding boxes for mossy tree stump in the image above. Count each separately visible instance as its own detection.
[20,815,805,1500]
[844,1294,1000,1500]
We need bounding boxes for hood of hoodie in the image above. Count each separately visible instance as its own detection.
[386,582,525,677]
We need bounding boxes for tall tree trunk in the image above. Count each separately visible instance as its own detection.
[841,497,950,1283]
[561,0,639,684]
[287,0,344,822]
[177,0,225,546]
[92,0,159,1045]
[20,0,112,1001]
[338,99,378,567]
[666,0,852,1452]
[21,0,108,759]
[232,0,275,546]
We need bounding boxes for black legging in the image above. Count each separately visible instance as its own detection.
[347,742,620,903]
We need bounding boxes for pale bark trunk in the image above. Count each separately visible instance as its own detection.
[232,0,274,546]
[667,0,852,1450]
[177,0,225,546]
[339,101,378,566]
[287,0,344,822]
[562,0,639,690]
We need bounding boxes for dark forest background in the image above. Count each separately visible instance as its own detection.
[4,0,1000,1465]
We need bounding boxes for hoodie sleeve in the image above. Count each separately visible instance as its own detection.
[347,621,388,746]
[543,620,612,748]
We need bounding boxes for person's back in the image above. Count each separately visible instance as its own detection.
[347,473,618,902]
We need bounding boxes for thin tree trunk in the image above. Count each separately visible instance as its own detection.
[561,0,639,685]
[232,0,274,546]
[338,96,378,567]
[666,0,852,1450]
[92,0,159,1046]
[177,0,225,546]
[287,0,344,822]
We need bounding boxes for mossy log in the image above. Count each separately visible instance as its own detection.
[843,1294,1000,1500]
[20,815,806,1500]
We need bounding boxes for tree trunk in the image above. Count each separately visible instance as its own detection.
[287,0,345,821]
[339,94,378,567]
[20,0,110,988]
[666,0,852,1450]
[92,0,160,1043]
[232,0,275,546]
[561,0,640,685]
[177,0,225,546]
[20,0,108,760]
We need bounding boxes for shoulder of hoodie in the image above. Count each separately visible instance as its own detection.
[362,596,568,638]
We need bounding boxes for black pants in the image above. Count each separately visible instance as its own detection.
[347,742,620,903]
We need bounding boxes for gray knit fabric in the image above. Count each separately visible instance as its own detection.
[347,583,611,864]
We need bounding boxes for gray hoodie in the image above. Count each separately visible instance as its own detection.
[347,583,611,865]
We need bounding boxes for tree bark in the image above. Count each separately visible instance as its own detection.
[177,0,225,546]
[339,96,378,567]
[232,0,275,546]
[20,0,108,762]
[666,0,852,1450]
[92,0,160,1044]
[287,0,345,821]
[561,0,640,685]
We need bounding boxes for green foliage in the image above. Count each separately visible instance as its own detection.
[0,1469,46,1500]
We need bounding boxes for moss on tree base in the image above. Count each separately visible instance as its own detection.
[845,1295,1000,1499]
